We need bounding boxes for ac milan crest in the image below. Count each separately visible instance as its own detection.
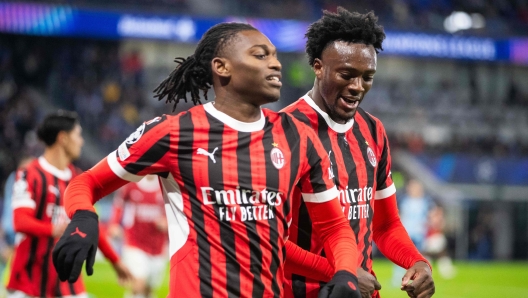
[270,147,285,169]
[367,147,377,167]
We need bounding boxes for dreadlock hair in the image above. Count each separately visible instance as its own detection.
[305,7,385,66]
[154,22,258,111]
[37,110,80,146]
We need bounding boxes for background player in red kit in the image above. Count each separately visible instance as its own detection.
[108,174,168,298]
[52,23,363,298]
[281,8,435,298]
[8,111,132,298]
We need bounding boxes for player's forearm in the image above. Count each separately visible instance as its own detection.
[13,208,53,237]
[373,195,430,270]
[98,232,119,264]
[284,240,333,282]
[306,198,358,275]
[65,158,128,218]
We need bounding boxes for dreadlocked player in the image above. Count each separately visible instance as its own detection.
[52,22,363,298]
[282,8,435,298]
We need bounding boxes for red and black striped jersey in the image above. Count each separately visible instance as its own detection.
[281,94,396,297]
[8,157,86,297]
[106,102,338,298]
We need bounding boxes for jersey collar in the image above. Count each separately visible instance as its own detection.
[203,102,265,132]
[38,156,72,181]
[302,93,354,134]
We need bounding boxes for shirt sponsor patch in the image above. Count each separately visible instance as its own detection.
[118,142,131,161]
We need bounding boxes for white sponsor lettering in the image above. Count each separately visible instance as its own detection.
[342,204,370,220]
[201,186,282,222]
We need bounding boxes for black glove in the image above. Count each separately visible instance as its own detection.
[52,210,99,283]
[318,270,361,298]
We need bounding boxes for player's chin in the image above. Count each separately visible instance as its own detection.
[263,90,281,103]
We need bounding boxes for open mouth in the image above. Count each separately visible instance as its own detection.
[340,96,359,109]
[266,74,282,87]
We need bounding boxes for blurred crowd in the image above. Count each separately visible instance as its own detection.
[44,0,528,36]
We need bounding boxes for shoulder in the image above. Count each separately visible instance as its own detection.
[355,107,384,129]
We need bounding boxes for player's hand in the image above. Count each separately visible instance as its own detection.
[111,260,135,286]
[400,261,435,298]
[318,270,361,298]
[51,222,68,238]
[357,267,381,298]
[107,224,122,239]
[52,210,99,283]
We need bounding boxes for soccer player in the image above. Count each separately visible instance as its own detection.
[52,23,362,298]
[108,175,168,298]
[281,8,435,298]
[8,111,133,298]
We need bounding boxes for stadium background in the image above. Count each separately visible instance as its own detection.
[0,0,527,297]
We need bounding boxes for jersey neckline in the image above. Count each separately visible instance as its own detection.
[203,102,265,132]
[301,93,355,134]
[38,156,72,181]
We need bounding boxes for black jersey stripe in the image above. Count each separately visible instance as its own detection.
[357,108,377,144]
[236,129,265,298]
[178,113,213,297]
[26,169,47,280]
[281,115,308,298]
[290,109,311,127]
[40,176,61,297]
[377,135,390,189]
[210,120,241,298]
[123,133,170,175]
[336,132,361,243]
[352,123,375,270]
[262,120,281,298]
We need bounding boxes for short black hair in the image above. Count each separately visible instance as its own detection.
[305,7,385,66]
[154,22,257,111]
[36,110,80,146]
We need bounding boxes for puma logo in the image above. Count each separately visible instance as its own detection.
[197,147,218,163]
[70,227,87,238]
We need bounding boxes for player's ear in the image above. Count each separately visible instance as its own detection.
[56,130,68,146]
[212,57,231,79]
[313,58,323,80]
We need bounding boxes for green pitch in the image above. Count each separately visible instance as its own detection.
[83,259,528,298]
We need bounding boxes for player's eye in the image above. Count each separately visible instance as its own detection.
[255,54,267,59]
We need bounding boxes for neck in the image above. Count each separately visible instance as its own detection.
[213,91,262,122]
[309,81,327,114]
[42,146,71,170]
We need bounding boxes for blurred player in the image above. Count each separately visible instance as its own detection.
[424,205,456,279]
[1,155,34,296]
[8,111,132,298]
[52,23,362,298]
[281,8,435,298]
[108,175,168,298]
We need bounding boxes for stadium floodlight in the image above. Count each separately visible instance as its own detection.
[444,11,486,33]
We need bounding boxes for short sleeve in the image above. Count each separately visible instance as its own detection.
[298,129,338,203]
[107,115,172,182]
[11,170,36,210]
[375,123,396,200]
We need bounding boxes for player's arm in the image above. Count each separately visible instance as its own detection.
[11,170,60,238]
[13,208,54,237]
[373,125,434,297]
[373,192,430,270]
[107,188,127,238]
[53,116,172,283]
[98,230,134,285]
[284,240,333,282]
[297,128,360,298]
